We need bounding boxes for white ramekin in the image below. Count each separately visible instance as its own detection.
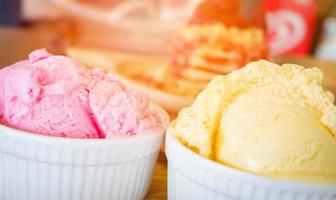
[165,130,336,200]
[0,105,169,200]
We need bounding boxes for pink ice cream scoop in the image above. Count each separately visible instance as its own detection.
[0,49,161,138]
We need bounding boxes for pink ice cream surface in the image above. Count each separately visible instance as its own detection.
[0,49,161,138]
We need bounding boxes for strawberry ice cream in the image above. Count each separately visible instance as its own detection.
[0,49,161,138]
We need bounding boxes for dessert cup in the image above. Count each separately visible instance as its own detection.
[166,129,336,200]
[0,104,169,200]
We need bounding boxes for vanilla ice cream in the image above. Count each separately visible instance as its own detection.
[171,60,336,182]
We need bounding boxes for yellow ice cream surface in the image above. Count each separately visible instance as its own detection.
[172,60,336,182]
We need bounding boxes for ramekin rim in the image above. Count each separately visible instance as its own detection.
[166,128,336,190]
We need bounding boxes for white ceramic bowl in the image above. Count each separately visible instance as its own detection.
[165,129,336,200]
[0,105,169,200]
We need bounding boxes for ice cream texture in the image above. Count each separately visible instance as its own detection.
[0,49,161,138]
[171,60,336,182]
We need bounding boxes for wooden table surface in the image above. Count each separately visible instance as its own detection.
[1,25,336,200]
[146,153,167,200]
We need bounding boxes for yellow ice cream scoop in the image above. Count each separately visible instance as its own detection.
[171,60,336,182]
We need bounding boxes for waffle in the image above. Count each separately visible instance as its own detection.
[171,23,268,83]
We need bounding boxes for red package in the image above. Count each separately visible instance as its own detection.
[264,0,316,55]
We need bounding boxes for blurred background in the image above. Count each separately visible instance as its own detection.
[0,0,336,116]
[1,0,336,60]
